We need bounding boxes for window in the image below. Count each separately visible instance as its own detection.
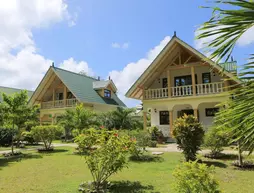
[56,93,63,100]
[174,75,197,86]
[104,89,111,98]
[162,78,168,88]
[202,73,211,83]
[205,108,219,117]
[159,111,169,125]
[67,92,74,99]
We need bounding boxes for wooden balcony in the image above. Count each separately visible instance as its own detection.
[41,98,78,109]
[144,82,225,100]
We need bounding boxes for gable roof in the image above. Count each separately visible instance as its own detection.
[125,35,241,99]
[0,86,33,102]
[29,66,125,107]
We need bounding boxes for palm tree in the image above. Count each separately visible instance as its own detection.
[58,104,97,139]
[196,0,254,165]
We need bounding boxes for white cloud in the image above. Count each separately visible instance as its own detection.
[237,26,254,46]
[111,42,129,49]
[59,57,94,76]
[109,36,171,107]
[0,0,79,90]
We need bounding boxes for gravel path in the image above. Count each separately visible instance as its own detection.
[0,143,247,155]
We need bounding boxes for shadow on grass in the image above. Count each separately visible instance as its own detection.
[129,155,164,163]
[109,181,159,193]
[0,153,43,169]
[37,148,69,154]
[202,160,227,168]
[204,153,238,160]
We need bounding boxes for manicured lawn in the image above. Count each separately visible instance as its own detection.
[0,147,253,193]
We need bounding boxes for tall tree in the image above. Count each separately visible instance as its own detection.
[197,0,254,165]
[0,90,39,153]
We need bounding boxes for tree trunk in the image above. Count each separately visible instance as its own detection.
[11,122,15,154]
[238,141,243,167]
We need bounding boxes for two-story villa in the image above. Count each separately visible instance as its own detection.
[126,35,240,137]
[29,66,125,124]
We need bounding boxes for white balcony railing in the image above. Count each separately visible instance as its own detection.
[196,82,224,95]
[144,88,168,99]
[41,98,78,109]
[144,82,225,100]
[171,85,193,97]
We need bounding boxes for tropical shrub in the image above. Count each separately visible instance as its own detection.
[21,131,39,144]
[173,114,204,161]
[31,125,63,150]
[79,129,135,192]
[149,126,164,143]
[0,127,17,146]
[172,161,221,193]
[74,128,98,152]
[204,127,230,157]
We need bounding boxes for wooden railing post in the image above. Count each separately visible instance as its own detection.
[191,66,196,96]
[64,86,67,107]
[167,70,171,98]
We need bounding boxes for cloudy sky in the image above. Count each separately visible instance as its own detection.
[0,0,253,107]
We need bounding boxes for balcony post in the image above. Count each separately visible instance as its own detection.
[64,86,67,107]
[169,110,173,137]
[167,70,171,98]
[52,88,55,107]
[191,66,196,96]
[194,109,198,120]
[143,111,147,130]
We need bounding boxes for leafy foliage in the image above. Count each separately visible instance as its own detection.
[78,129,135,192]
[172,161,221,193]
[74,128,99,152]
[31,125,63,150]
[0,90,39,152]
[98,107,142,130]
[204,126,231,156]
[173,114,204,161]
[21,131,39,144]
[197,0,254,163]
[0,127,18,146]
[57,104,97,136]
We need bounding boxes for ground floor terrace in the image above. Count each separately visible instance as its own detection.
[143,94,229,137]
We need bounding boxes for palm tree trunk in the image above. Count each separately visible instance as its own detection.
[238,141,243,167]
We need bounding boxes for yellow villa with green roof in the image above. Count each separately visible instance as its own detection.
[28,66,125,124]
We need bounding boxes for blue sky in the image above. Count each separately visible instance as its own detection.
[1,0,254,107]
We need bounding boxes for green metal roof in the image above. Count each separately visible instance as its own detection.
[53,67,126,107]
[0,86,34,102]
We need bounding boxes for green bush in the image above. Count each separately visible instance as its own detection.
[74,128,98,152]
[21,131,39,144]
[31,125,63,150]
[79,129,135,192]
[172,161,221,193]
[173,114,204,161]
[0,127,17,146]
[204,127,230,156]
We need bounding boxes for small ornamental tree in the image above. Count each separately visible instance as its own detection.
[31,125,63,150]
[172,161,221,193]
[74,128,98,152]
[173,114,204,161]
[78,129,135,192]
[204,127,230,157]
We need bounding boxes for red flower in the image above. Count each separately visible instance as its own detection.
[113,133,118,137]
[100,125,105,129]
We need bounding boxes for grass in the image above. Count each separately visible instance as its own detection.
[0,147,253,193]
